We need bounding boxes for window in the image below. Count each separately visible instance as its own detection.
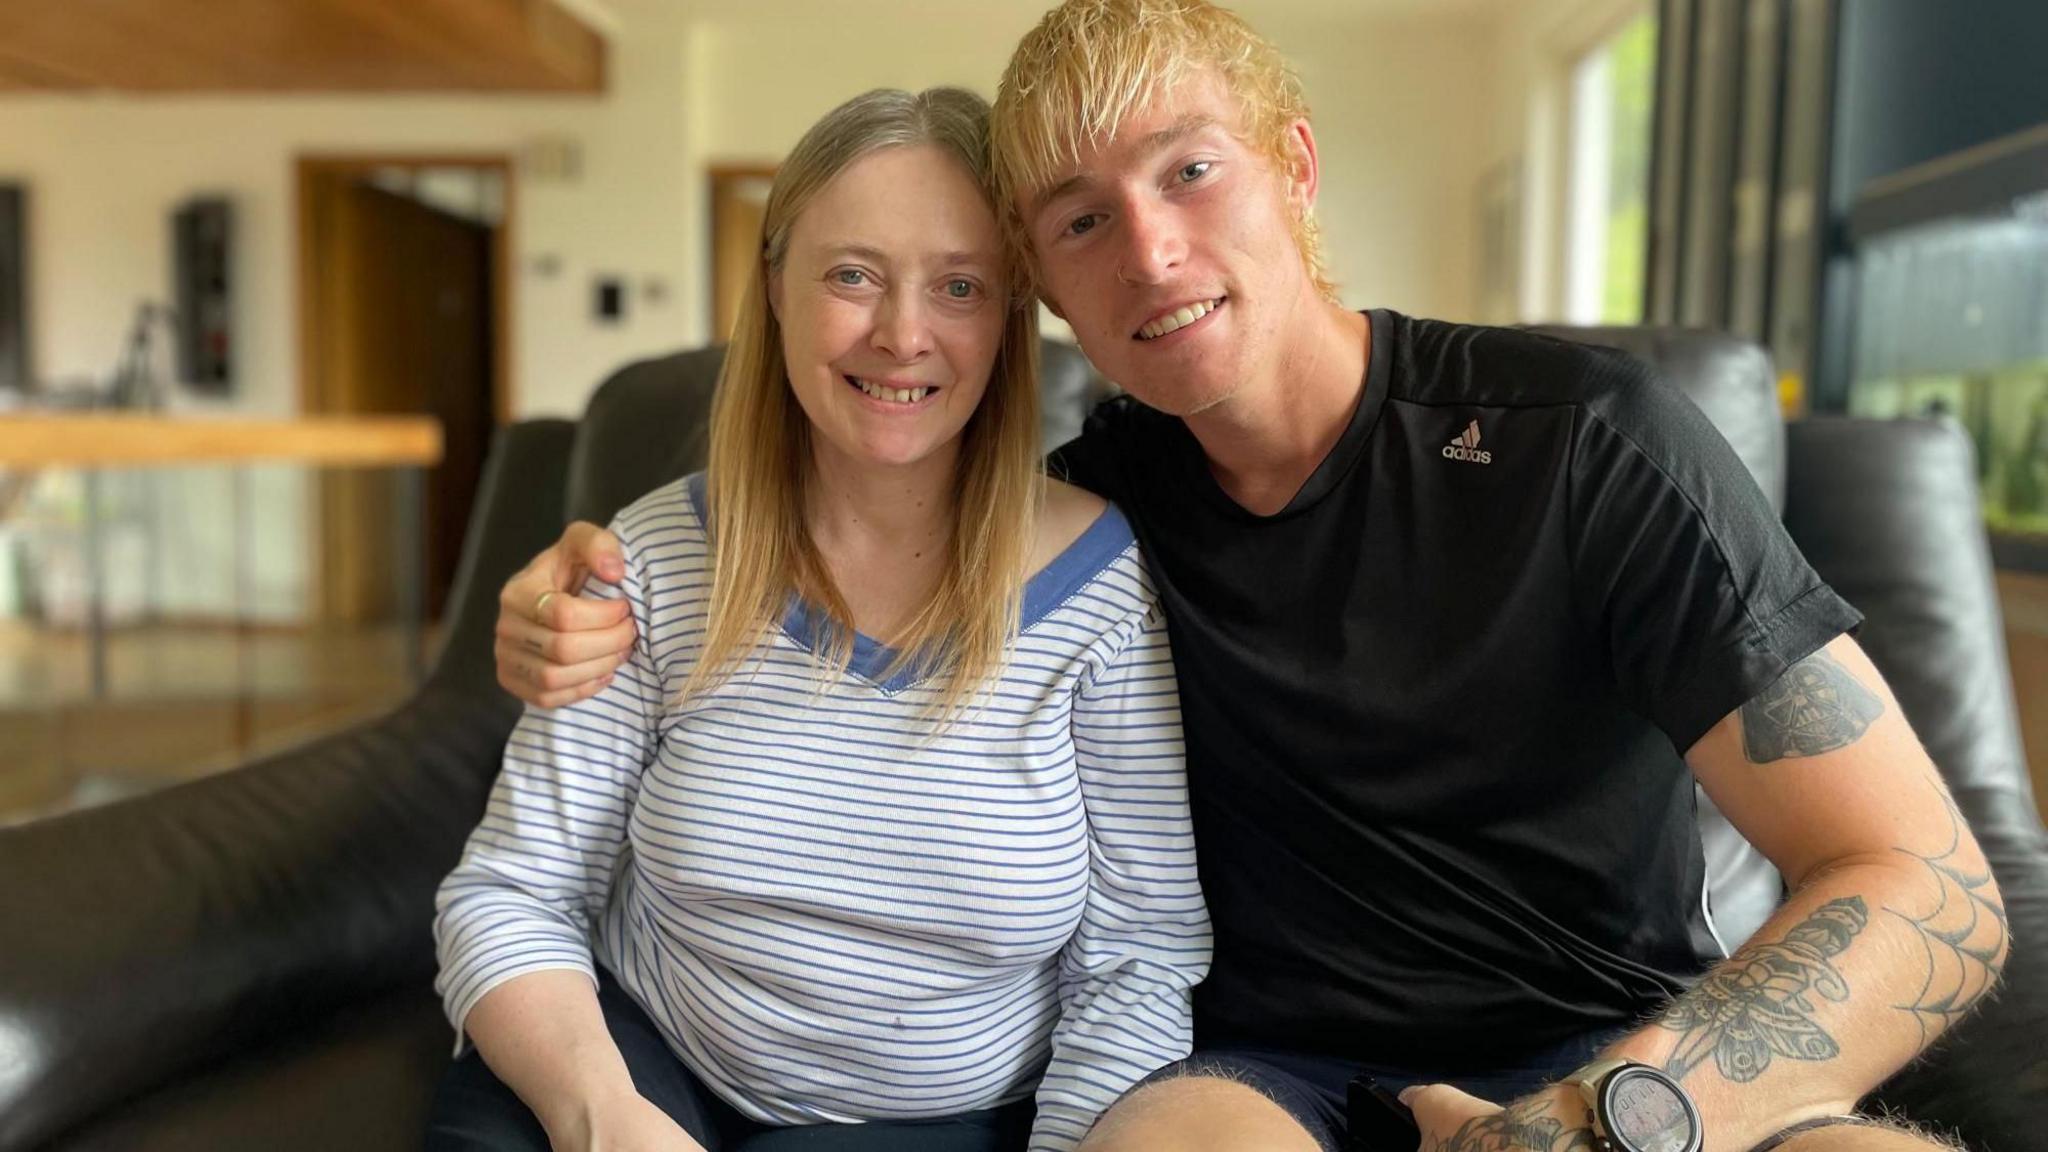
[1564,10,1657,325]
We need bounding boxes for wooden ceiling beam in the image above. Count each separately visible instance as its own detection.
[0,48,97,90]
[0,0,605,93]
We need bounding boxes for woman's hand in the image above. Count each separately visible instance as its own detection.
[460,974,698,1152]
[545,1087,709,1152]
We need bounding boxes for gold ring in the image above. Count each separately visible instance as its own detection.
[533,589,558,624]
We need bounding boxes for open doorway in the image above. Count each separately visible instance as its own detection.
[297,155,512,627]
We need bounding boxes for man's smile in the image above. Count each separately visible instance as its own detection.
[1135,296,1227,340]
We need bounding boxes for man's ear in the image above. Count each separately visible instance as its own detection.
[1281,117,1321,218]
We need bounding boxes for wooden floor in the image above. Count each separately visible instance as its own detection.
[0,621,419,823]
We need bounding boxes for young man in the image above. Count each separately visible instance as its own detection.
[491,3,2006,1151]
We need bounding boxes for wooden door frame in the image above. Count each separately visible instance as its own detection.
[295,153,515,424]
[708,163,778,342]
[294,153,512,630]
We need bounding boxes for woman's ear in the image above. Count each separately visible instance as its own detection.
[766,264,784,323]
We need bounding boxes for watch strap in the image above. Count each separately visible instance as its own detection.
[1561,1057,1629,1104]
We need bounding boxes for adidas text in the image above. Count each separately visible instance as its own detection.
[1443,419,1492,464]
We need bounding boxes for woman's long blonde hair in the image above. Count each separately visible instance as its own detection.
[683,87,1043,722]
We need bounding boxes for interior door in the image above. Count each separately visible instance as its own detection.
[311,178,492,624]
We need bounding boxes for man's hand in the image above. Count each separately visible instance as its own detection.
[1401,1084,1591,1152]
[1415,636,2003,1152]
[495,521,637,708]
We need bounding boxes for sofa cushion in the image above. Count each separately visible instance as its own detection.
[1526,325,1786,515]
[1787,416,2048,1148]
[0,420,578,1152]
[42,990,448,1152]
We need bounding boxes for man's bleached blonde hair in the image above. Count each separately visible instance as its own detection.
[992,0,1336,300]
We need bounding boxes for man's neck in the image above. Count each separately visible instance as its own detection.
[1184,297,1371,516]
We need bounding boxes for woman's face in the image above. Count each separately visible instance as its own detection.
[772,144,1007,475]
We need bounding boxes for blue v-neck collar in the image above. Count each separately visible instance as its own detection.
[684,474,1134,693]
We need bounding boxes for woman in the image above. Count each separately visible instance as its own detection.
[426,87,1209,1152]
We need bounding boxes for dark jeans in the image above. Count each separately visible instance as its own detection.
[424,971,1034,1152]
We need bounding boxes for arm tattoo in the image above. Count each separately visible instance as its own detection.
[1429,1095,1594,1152]
[1887,785,2009,1044]
[1740,650,1885,763]
[1656,897,1868,1083]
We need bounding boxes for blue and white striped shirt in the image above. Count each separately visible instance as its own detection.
[434,474,1211,1151]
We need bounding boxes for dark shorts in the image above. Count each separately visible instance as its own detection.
[1135,1030,1622,1152]
[424,969,1032,1152]
[1136,1044,1898,1152]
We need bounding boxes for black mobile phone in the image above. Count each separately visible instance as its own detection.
[1346,1074,1422,1152]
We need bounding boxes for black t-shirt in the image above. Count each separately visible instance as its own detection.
[1050,310,1861,1070]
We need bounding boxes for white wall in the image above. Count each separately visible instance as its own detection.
[2,0,1503,416]
[0,0,701,422]
[1269,11,1496,320]
[689,4,1496,324]
[1478,0,1648,322]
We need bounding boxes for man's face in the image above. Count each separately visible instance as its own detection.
[1022,73,1314,417]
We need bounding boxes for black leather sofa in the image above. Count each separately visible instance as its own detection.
[2,331,2042,1151]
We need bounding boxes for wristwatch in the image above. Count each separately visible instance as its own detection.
[1560,1059,1703,1152]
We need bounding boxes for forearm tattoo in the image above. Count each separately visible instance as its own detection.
[1740,650,1885,763]
[1656,897,1868,1082]
[1887,786,2009,1043]
[1429,1095,1593,1152]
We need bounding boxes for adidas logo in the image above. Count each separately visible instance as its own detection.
[1441,419,1493,464]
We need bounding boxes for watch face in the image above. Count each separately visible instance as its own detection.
[1606,1069,1696,1152]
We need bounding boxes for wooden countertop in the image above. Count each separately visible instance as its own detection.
[0,413,443,468]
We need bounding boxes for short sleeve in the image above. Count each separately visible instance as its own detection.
[1568,367,1863,755]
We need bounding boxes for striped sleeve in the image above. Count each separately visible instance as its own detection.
[430,521,662,1048]
[1030,600,1213,1151]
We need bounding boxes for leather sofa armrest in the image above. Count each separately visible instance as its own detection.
[0,419,578,1151]
[0,691,516,1151]
[1783,416,2048,1144]
[431,419,579,692]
